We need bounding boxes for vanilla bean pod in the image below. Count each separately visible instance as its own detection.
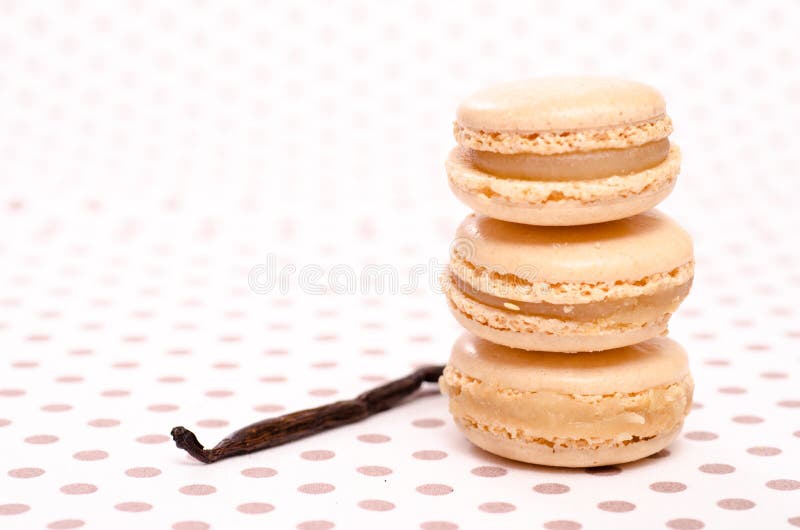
[171,364,444,463]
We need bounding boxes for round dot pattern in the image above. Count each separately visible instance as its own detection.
[0,2,798,529]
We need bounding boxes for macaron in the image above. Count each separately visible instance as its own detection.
[439,333,694,467]
[444,210,693,352]
[447,77,680,226]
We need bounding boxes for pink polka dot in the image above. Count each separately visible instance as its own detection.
[126,467,161,478]
[197,419,228,428]
[472,466,507,477]
[212,362,238,370]
[254,404,285,413]
[73,450,108,461]
[718,386,747,394]
[597,501,636,512]
[179,484,216,496]
[0,388,25,397]
[8,467,45,478]
[308,388,337,397]
[60,483,98,494]
[650,481,687,493]
[0,419,10,427]
[413,450,447,460]
[236,503,274,514]
[421,522,458,530]
[358,433,390,443]
[0,503,30,515]
[699,463,735,474]
[148,403,178,412]
[300,450,335,461]
[297,521,335,530]
[137,434,169,444]
[111,361,139,370]
[790,517,800,528]
[358,499,395,511]
[534,483,570,494]
[360,374,388,383]
[761,371,789,379]
[260,375,287,383]
[416,483,453,495]
[54,374,83,384]
[25,434,58,444]
[766,479,800,490]
[666,519,705,530]
[172,522,210,530]
[311,361,337,369]
[41,403,72,412]
[747,446,781,456]
[158,376,185,383]
[47,520,85,529]
[717,498,755,510]
[684,431,718,441]
[115,502,152,512]
[88,418,120,427]
[412,418,444,428]
[357,466,392,476]
[585,466,622,476]
[544,522,582,530]
[778,400,800,408]
[479,502,516,513]
[732,415,763,424]
[298,482,335,494]
[205,389,234,398]
[11,360,38,368]
[102,389,130,397]
[242,467,277,478]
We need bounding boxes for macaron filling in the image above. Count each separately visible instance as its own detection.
[452,273,691,322]
[464,138,669,181]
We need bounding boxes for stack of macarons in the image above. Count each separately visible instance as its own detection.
[439,77,695,467]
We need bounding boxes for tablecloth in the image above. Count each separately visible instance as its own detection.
[1,1,799,529]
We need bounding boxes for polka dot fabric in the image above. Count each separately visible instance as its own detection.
[1,1,799,529]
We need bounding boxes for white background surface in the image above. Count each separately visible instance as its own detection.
[1,1,799,529]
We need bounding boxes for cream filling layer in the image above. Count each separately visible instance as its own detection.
[445,142,681,206]
[452,273,692,322]
[447,282,674,335]
[440,366,693,442]
[465,139,669,181]
[447,256,695,305]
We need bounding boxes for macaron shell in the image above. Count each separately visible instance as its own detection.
[454,210,693,283]
[449,333,689,394]
[457,421,683,468]
[456,77,666,133]
[447,144,680,226]
[449,180,675,226]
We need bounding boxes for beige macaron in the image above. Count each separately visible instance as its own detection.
[439,333,694,467]
[444,210,693,352]
[447,77,680,226]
